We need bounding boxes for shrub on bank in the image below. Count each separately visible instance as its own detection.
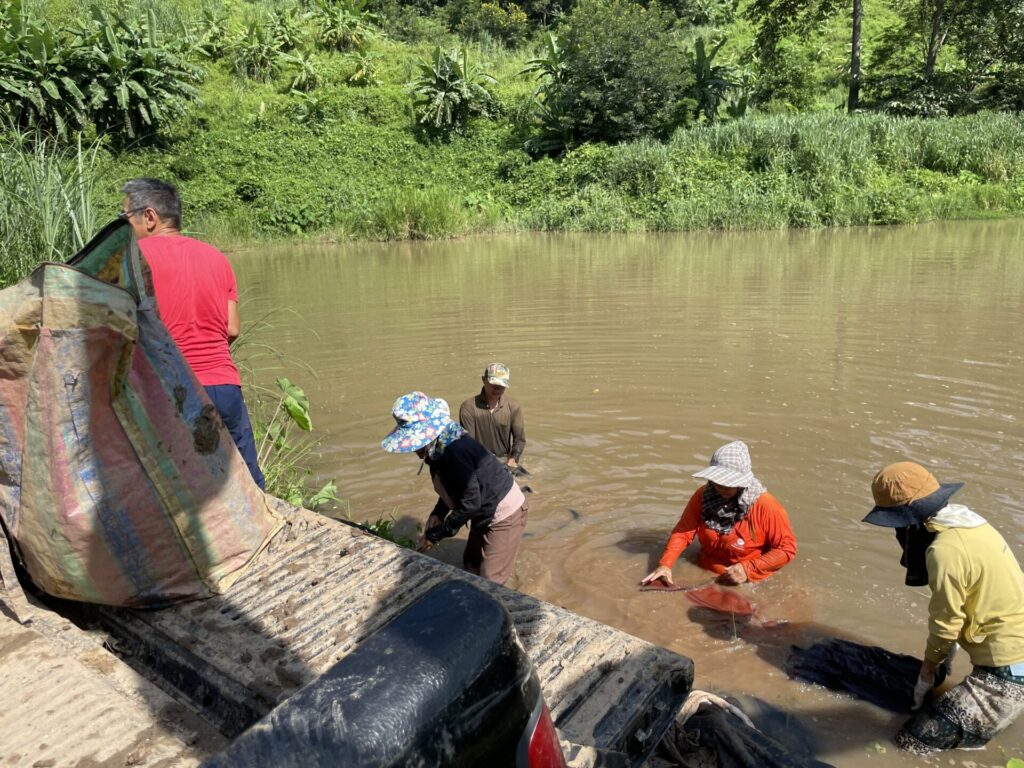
[9,85,1024,250]
[514,112,1024,231]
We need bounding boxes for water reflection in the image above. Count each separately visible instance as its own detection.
[231,220,1024,766]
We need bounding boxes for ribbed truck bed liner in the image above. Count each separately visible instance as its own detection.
[0,606,224,767]
[98,503,693,762]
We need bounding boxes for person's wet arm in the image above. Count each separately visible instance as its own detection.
[741,501,797,581]
[431,470,487,541]
[924,544,968,664]
[510,403,525,462]
[641,492,702,585]
[659,490,703,568]
[227,300,239,342]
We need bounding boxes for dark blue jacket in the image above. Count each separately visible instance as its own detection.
[425,436,514,542]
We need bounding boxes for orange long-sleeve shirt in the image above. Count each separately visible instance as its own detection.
[658,485,797,582]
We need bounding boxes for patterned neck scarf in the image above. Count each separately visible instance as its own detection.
[426,419,467,460]
[700,479,767,534]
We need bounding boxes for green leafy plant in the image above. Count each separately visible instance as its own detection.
[269,5,304,53]
[74,6,203,141]
[233,315,338,512]
[519,31,567,91]
[458,1,529,47]
[311,0,377,52]
[346,50,380,87]
[284,50,320,92]
[249,376,338,509]
[519,31,573,153]
[0,3,201,141]
[231,18,284,82]
[358,512,416,548]
[290,90,332,129]
[189,6,230,60]
[525,0,688,145]
[683,36,737,122]
[410,46,497,134]
[0,1,89,138]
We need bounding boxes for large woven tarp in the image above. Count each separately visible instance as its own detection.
[0,219,283,609]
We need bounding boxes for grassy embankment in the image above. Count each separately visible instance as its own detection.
[99,43,1024,245]
[6,0,1024,258]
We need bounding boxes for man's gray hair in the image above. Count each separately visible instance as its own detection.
[121,178,182,228]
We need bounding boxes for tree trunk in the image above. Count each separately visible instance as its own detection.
[925,0,947,78]
[848,0,862,112]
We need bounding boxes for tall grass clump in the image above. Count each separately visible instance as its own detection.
[0,129,104,288]
[362,187,469,239]
[515,112,1024,232]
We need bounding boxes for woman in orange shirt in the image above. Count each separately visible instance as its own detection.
[641,441,796,586]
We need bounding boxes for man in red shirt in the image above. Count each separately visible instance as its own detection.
[120,178,264,489]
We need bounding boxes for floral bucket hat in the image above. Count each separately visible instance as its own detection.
[381,391,453,453]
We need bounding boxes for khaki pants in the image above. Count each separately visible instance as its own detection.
[463,505,527,586]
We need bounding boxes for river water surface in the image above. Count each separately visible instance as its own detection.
[231,220,1024,766]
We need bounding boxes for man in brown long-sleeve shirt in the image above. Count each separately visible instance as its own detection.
[458,363,526,470]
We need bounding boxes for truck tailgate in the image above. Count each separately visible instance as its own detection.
[97,503,693,762]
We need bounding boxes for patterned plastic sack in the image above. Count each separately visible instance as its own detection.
[0,220,283,609]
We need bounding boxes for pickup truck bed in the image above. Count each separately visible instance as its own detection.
[4,502,693,765]
[0,603,224,766]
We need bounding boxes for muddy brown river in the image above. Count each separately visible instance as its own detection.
[231,220,1024,766]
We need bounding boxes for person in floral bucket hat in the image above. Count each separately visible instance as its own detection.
[382,392,528,586]
[641,440,797,587]
[863,460,1024,756]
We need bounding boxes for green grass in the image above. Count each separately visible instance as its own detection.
[0,130,106,286]
[2,0,1023,262]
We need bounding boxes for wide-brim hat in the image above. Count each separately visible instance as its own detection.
[692,440,756,488]
[863,461,964,528]
[381,391,453,453]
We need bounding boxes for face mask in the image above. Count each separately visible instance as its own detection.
[895,524,936,587]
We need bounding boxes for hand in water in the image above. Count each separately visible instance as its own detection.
[716,564,748,585]
[418,514,443,553]
[640,565,674,586]
[912,660,938,709]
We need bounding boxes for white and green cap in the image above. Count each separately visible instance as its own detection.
[484,362,510,388]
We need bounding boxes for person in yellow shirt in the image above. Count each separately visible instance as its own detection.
[864,461,1024,755]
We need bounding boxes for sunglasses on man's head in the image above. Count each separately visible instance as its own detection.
[119,207,147,220]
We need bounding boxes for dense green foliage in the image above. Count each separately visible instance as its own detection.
[538,0,686,144]
[411,46,497,133]
[0,0,1022,252]
[0,2,201,140]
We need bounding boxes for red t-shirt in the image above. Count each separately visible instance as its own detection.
[139,234,240,387]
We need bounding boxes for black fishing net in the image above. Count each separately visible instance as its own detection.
[659,694,835,768]
[786,638,948,713]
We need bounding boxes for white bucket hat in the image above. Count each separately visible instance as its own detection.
[693,440,756,488]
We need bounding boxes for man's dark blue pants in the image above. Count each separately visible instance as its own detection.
[205,384,265,490]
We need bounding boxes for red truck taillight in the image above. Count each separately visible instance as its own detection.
[525,702,566,768]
